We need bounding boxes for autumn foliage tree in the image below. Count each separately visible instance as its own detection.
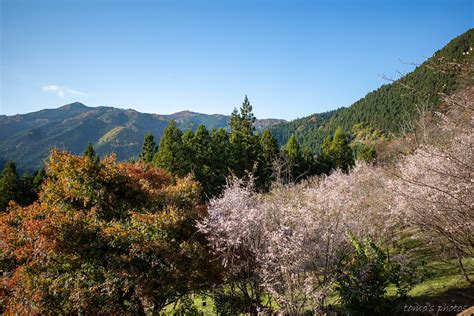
[0,149,217,314]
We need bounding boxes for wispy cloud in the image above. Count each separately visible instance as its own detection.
[42,84,88,98]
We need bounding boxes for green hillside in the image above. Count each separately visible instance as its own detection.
[271,29,474,151]
[269,108,342,147]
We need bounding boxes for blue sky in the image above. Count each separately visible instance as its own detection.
[1,0,472,119]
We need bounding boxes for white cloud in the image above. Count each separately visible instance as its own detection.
[42,84,88,98]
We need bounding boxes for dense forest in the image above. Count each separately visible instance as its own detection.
[270,29,474,152]
[0,30,473,315]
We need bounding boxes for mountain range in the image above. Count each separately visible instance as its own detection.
[0,103,286,171]
[1,29,472,172]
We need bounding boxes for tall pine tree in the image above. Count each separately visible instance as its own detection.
[260,130,279,163]
[317,135,335,175]
[302,146,317,176]
[32,168,46,191]
[209,128,231,196]
[329,128,354,172]
[282,134,306,181]
[190,125,214,198]
[0,161,20,211]
[319,128,354,173]
[259,129,280,189]
[83,143,98,162]
[230,95,256,135]
[153,120,188,177]
[181,129,196,173]
[229,96,262,180]
[138,132,158,163]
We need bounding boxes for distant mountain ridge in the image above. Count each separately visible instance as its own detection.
[0,103,286,171]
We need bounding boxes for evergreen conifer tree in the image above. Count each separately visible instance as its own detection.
[0,161,20,211]
[318,128,354,173]
[153,120,188,177]
[302,146,316,175]
[138,132,158,163]
[230,95,256,135]
[260,130,280,163]
[259,129,280,190]
[330,128,355,172]
[209,128,231,196]
[283,134,306,181]
[191,125,213,197]
[83,143,98,161]
[318,135,336,174]
[229,96,262,179]
[181,129,196,173]
[33,168,47,190]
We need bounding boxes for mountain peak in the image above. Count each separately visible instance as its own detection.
[171,110,199,117]
[59,102,89,111]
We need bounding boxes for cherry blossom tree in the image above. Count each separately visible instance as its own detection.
[200,84,473,313]
[389,87,474,283]
[199,163,394,314]
[197,176,267,314]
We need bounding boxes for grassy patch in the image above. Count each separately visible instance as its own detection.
[409,274,471,298]
[163,258,473,315]
[162,294,215,315]
[387,257,474,315]
[192,295,216,315]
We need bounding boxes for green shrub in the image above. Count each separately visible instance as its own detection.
[336,236,421,315]
[213,291,250,316]
[172,296,200,316]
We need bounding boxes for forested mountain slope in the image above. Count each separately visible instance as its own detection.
[270,29,474,151]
